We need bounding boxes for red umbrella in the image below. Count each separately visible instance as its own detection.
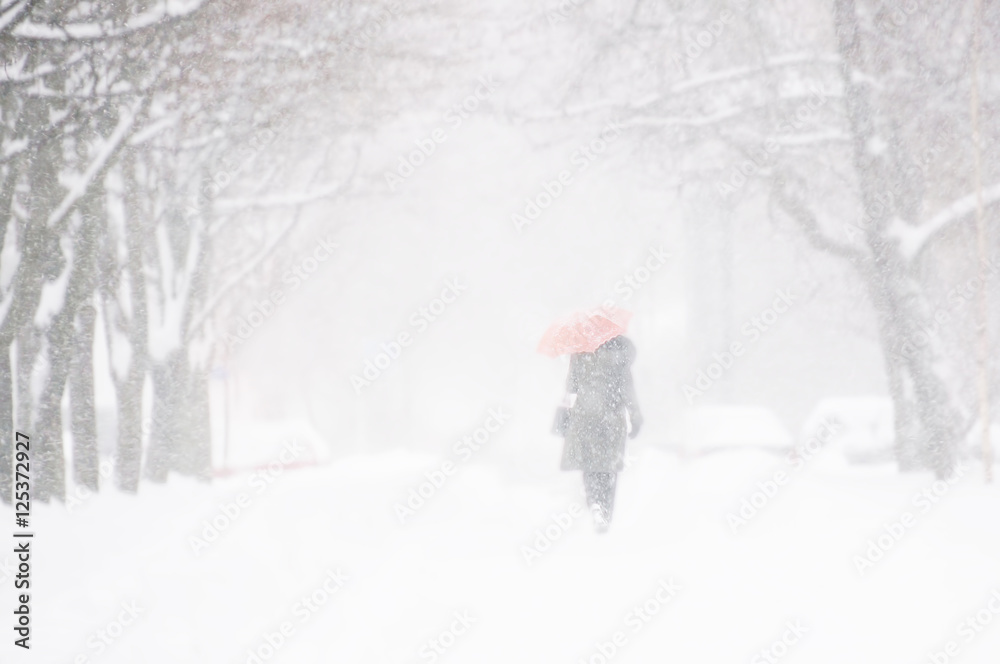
[537,307,632,357]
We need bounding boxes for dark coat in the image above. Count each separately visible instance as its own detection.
[560,335,641,472]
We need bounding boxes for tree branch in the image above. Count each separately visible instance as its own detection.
[892,182,1000,262]
[770,173,865,263]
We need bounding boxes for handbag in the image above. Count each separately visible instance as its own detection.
[552,406,573,436]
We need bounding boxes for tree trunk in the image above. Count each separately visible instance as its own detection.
[0,162,20,504]
[0,347,12,504]
[145,347,212,482]
[105,150,151,493]
[867,272,961,478]
[902,329,961,478]
[145,350,187,483]
[832,0,961,477]
[181,367,212,480]
[69,180,106,492]
[114,369,145,493]
[879,314,922,471]
[35,183,103,502]
[69,304,99,491]
[14,327,39,432]
[33,333,69,503]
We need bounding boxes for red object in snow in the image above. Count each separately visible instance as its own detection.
[537,307,632,357]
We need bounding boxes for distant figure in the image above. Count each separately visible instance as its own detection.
[557,335,642,532]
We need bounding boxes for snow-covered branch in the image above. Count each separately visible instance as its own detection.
[47,99,147,231]
[0,0,34,36]
[771,174,864,262]
[212,181,350,213]
[892,183,1000,261]
[520,52,841,122]
[185,217,300,340]
[11,0,204,41]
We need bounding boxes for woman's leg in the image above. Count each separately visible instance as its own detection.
[583,471,618,527]
[583,471,599,509]
[604,472,618,520]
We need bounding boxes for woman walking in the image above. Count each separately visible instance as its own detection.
[560,335,642,531]
[539,308,642,532]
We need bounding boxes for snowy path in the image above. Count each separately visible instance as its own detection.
[10,447,1000,664]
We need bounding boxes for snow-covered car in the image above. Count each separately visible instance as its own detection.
[800,396,895,464]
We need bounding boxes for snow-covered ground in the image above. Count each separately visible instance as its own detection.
[7,441,1000,664]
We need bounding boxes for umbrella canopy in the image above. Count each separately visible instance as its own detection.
[537,307,632,357]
